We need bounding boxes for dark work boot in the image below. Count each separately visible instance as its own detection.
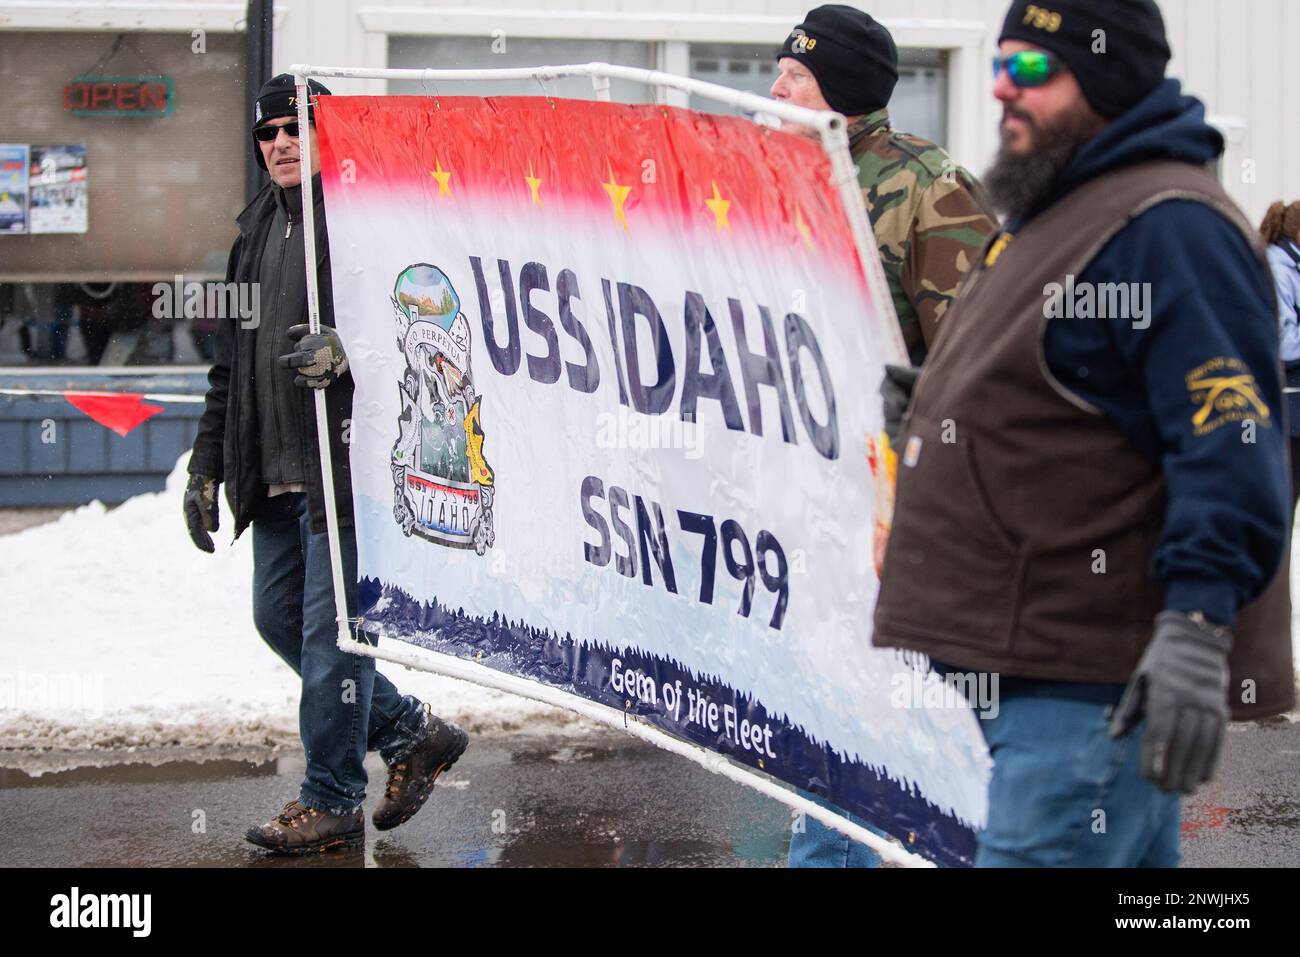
[372,709,469,832]
[244,800,365,855]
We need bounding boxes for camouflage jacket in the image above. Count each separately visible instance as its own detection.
[851,109,997,364]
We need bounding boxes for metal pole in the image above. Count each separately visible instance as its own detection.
[338,635,932,867]
[821,120,909,364]
[292,78,353,657]
[244,0,273,204]
[289,61,835,132]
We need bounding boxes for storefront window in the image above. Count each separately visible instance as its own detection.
[0,29,246,366]
[387,35,654,102]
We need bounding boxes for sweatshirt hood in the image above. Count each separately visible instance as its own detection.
[1052,78,1224,200]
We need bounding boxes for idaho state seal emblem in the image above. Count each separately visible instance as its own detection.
[389,263,495,554]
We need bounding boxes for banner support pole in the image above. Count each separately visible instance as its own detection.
[819,120,909,364]
[293,76,355,660]
[336,632,932,867]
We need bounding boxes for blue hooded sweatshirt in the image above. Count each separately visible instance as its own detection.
[1024,78,1287,628]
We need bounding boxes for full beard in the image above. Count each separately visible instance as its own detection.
[983,103,1105,222]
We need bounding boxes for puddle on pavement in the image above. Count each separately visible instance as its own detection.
[0,731,789,866]
[0,753,290,788]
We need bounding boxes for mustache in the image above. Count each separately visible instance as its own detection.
[1001,105,1037,128]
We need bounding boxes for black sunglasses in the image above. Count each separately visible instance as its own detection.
[253,120,310,142]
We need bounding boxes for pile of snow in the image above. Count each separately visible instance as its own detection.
[0,454,582,752]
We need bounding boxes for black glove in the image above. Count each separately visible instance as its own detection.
[279,323,349,389]
[880,363,921,445]
[183,473,219,553]
[1109,610,1232,794]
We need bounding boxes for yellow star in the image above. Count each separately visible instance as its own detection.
[601,161,631,232]
[430,158,452,198]
[795,205,815,250]
[704,181,731,232]
[525,162,542,207]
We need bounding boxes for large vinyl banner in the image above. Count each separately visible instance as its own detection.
[315,94,988,865]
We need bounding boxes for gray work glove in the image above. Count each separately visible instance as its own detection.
[880,363,922,445]
[1109,610,1232,794]
[183,473,219,553]
[279,323,349,389]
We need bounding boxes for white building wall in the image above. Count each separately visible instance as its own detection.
[0,0,1292,224]
[267,0,1295,227]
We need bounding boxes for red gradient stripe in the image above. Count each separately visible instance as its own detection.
[314,95,861,267]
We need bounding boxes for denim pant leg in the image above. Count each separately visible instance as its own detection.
[303,514,428,783]
[252,495,430,811]
[787,788,885,868]
[328,523,427,765]
[251,495,308,674]
[295,501,375,812]
[365,669,428,765]
[974,695,1182,867]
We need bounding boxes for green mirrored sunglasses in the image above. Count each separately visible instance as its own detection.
[992,50,1065,88]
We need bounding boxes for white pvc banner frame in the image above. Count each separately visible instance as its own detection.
[289,61,923,867]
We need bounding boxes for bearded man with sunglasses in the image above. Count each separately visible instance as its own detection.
[875,0,1294,867]
[184,73,469,854]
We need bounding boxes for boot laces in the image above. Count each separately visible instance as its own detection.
[277,800,314,826]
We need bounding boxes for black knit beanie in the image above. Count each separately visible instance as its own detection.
[998,0,1171,118]
[251,73,332,171]
[778,5,899,116]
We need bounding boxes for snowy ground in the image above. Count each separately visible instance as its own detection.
[2,454,1298,753]
[0,454,582,752]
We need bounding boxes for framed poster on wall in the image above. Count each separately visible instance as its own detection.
[29,144,87,234]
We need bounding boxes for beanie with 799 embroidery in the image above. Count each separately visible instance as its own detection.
[998,0,1171,118]
[778,5,899,116]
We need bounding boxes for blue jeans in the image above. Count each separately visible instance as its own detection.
[787,790,886,867]
[975,693,1181,867]
[251,492,427,814]
[788,690,1181,868]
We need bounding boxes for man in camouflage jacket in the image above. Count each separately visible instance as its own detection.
[850,110,997,363]
[770,5,997,866]
[772,5,996,365]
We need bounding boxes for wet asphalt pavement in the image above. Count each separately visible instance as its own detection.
[1,717,1298,868]
[0,729,790,868]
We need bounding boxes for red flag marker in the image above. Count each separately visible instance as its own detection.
[64,392,165,437]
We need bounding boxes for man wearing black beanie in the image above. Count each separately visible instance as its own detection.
[772,5,996,369]
[186,73,470,854]
[774,5,996,870]
[874,0,1293,867]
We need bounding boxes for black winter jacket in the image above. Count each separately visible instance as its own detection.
[188,176,354,539]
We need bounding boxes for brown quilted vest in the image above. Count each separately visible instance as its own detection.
[872,159,1294,720]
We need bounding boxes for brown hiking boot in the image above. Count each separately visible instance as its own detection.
[244,800,365,855]
[372,711,469,831]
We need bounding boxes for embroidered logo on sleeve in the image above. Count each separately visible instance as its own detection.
[984,232,1014,268]
[1185,357,1271,436]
